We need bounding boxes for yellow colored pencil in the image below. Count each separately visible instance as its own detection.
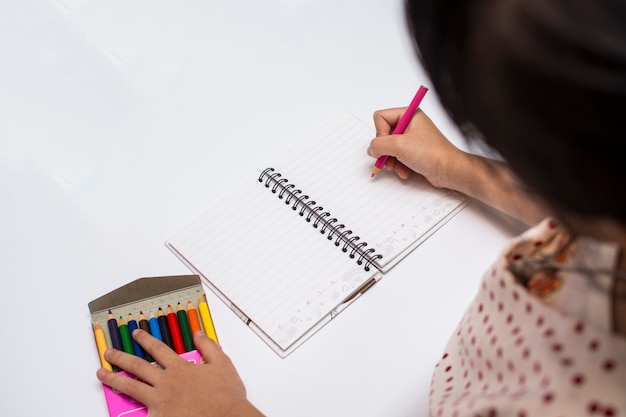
[198,294,219,344]
[93,322,112,371]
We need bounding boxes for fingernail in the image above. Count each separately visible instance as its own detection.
[103,349,113,360]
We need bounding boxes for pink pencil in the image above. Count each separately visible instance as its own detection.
[371,85,429,178]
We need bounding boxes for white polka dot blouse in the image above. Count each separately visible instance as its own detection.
[430,218,626,417]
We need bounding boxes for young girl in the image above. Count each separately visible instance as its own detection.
[97,0,626,415]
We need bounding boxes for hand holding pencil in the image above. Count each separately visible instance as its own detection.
[367,85,466,187]
[370,85,428,178]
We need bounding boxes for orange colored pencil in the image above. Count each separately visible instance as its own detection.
[186,300,202,335]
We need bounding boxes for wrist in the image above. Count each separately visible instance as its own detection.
[223,399,265,417]
[437,150,475,193]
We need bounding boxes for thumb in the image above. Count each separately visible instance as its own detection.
[193,331,222,363]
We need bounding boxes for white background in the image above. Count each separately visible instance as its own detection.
[0,1,523,416]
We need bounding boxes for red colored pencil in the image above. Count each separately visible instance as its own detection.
[166,304,185,354]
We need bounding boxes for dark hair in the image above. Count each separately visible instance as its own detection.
[405,0,626,220]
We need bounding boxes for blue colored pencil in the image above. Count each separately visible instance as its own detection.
[148,311,163,341]
[126,313,146,359]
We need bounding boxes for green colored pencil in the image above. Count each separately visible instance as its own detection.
[118,316,135,355]
[176,302,195,352]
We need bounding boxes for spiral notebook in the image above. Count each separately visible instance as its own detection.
[165,111,467,357]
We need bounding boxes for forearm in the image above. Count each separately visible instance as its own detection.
[444,151,548,225]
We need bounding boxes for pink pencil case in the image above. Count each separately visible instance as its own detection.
[101,349,202,417]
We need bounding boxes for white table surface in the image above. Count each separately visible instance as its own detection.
[0,1,524,416]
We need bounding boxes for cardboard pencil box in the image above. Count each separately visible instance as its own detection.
[88,275,216,417]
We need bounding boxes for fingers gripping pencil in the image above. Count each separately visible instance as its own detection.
[371,85,428,178]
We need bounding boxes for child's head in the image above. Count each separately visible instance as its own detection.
[405,0,626,222]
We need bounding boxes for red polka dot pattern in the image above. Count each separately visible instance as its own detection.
[428,218,626,417]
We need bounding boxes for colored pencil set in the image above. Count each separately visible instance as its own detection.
[93,294,218,371]
[88,275,210,416]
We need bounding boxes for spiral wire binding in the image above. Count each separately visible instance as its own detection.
[259,168,383,271]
